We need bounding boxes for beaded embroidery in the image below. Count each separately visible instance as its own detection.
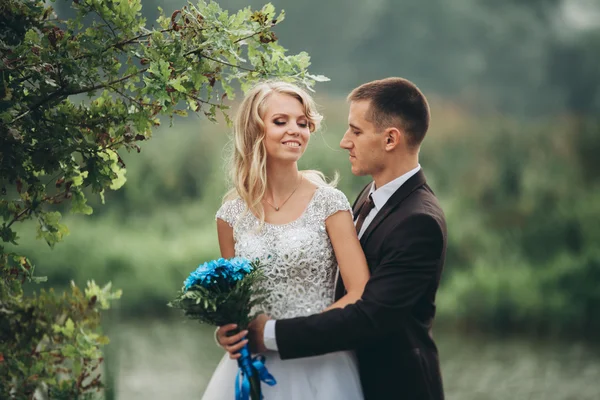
[216,186,351,319]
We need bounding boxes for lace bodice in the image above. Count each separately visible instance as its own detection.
[216,186,351,319]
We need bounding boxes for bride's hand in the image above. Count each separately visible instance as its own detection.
[216,324,248,360]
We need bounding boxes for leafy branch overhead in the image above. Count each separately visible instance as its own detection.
[1,0,327,277]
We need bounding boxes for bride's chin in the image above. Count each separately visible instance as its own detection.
[267,155,302,164]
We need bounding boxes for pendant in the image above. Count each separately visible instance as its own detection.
[275,207,279,211]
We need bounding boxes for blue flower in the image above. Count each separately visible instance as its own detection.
[228,257,254,281]
[183,257,254,291]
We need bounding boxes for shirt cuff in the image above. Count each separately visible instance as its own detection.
[263,320,278,351]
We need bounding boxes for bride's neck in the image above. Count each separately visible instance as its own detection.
[265,161,301,200]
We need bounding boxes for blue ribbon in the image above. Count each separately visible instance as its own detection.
[235,344,277,400]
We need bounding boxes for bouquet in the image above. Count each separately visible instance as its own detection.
[168,257,276,400]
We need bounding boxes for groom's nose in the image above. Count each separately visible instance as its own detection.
[340,131,352,150]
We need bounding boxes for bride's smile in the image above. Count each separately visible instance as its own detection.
[261,91,311,163]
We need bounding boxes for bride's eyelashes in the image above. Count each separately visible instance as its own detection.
[273,119,309,128]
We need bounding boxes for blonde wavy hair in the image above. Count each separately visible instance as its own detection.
[224,80,337,223]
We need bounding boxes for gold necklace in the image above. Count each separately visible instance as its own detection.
[264,175,303,211]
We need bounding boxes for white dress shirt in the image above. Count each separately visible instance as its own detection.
[263,165,422,351]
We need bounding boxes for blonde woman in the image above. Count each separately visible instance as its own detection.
[202,81,369,399]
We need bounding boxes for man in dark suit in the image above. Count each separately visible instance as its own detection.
[223,77,447,399]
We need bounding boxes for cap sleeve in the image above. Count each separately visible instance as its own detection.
[215,198,245,227]
[316,186,352,220]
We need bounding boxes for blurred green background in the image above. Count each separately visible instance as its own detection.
[14,0,600,398]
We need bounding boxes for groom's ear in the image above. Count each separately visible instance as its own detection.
[383,127,402,151]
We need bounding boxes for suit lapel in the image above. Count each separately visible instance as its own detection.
[359,170,427,247]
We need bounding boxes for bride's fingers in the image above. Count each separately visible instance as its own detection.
[226,339,248,359]
[220,329,248,346]
[216,324,242,346]
[216,323,238,337]
[219,323,238,332]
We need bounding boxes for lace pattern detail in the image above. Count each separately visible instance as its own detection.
[215,186,351,319]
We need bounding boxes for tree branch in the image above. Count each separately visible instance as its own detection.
[188,53,254,72]
[10,68,148,124]
[185,92,221,108]
[10,88,66,123]
[7,207,32,229]
[234,30,264,44]
[73,29,173,61]
[111,86,149,108]
[14,70,35,85]
[73,68,148,95]
[93,10,118,39]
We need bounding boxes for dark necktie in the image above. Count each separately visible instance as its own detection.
[355,195,375,235]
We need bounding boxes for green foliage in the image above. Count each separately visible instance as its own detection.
[1,0,324,397]
[427,114,600,337]
[0,281,121,399]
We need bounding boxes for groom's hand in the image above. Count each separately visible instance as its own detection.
[248,314,269,354]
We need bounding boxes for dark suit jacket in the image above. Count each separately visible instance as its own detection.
[275,170,447,400]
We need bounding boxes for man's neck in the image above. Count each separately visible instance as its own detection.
[372,158,419,189]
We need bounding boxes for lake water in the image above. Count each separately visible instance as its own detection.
[107,319,600,400]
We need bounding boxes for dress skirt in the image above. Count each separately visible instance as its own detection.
[202,350,364,400]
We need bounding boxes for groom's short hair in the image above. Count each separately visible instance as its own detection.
[348,77,430,148]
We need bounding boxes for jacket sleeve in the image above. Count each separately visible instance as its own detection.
[275,213,444,359]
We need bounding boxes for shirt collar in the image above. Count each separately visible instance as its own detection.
[369,164,421,211]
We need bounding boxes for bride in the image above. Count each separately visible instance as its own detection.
[202,81,369,399]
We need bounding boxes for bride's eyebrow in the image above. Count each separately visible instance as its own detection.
[271,113,307,119]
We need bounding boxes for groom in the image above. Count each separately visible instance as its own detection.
[238,77,446,399]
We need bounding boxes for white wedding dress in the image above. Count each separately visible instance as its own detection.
[202,185,363,400]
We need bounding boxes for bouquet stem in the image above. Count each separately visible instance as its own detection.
[247,364,262,400]
[237,343,262,400]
